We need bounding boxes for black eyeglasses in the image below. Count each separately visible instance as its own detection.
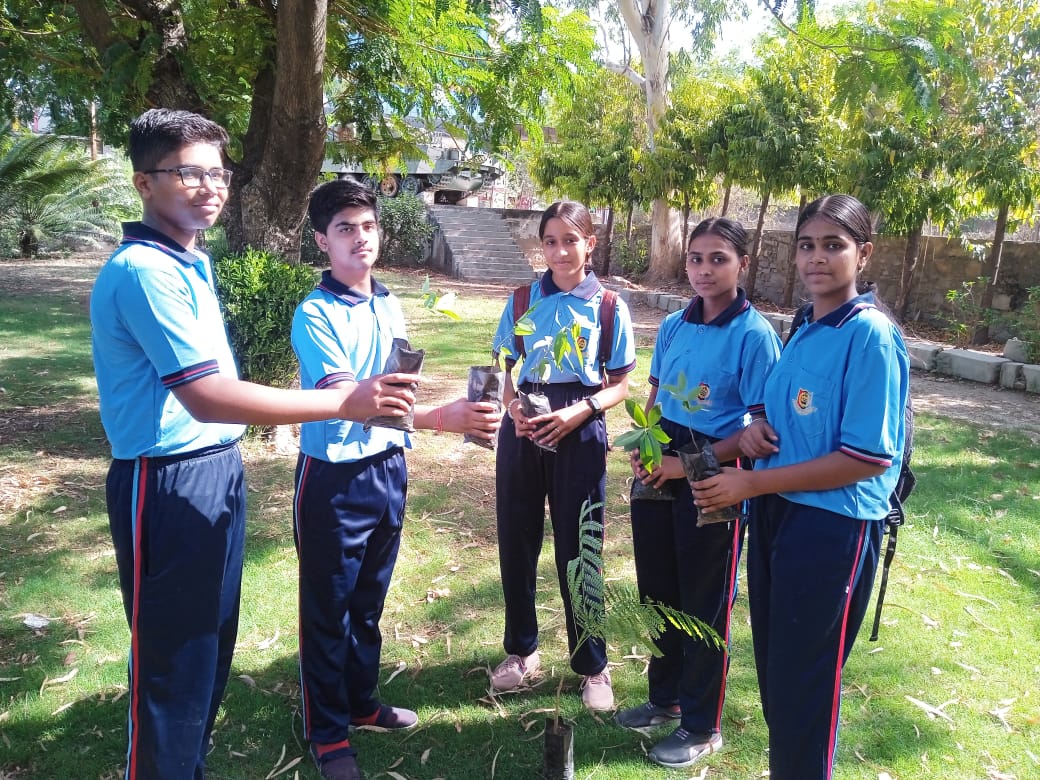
[142,166,233,188]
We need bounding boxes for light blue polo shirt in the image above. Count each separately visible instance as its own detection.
[90,223,245,459]
[757,293,910,520]
[649,289,781,440]
[491,272,636,386]
[292,271,411,463]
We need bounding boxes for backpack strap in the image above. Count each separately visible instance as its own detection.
[511,284,532,361]
[597,288,618,380]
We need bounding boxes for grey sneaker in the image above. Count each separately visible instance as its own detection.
[615,701,681,730]
[490,651,540,691]
[580,669,614,711]
[648,727,723,768]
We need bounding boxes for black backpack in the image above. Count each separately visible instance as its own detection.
[785,304,916,640]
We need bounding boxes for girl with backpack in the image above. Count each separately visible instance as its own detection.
[692,194,910,780]
[615,218,781,768]
[487,201,636,711]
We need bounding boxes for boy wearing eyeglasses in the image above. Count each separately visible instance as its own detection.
[90,108,422,780]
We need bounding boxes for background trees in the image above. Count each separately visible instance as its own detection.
[0,0,597,261]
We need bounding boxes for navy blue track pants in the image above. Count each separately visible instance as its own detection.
[630,420,745,736]
[495,382,608,676]
[293,447,406,748]
[747,493,882,780]
[106,441,246,780]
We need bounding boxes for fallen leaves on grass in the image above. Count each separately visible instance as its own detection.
[905,694,956,722]
[264,745,303,778]
[39,667,77,694]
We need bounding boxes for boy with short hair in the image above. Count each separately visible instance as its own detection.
[291,178,500,780]
[91,109,420,780]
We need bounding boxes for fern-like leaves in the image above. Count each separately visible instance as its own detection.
[566,500,723,659]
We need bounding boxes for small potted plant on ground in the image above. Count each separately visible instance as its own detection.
[547,499,721,777]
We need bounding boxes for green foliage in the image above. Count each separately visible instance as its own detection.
[532,70,646,209]
[0,125,135,257]
[613,237,649,277]
[376,195,434,267]
[213,248,317,387]
[613,399,671,474]
[941,278,991,347]
[418,275,460,320]
[995,285,1040,363]
[659,370,704,416]
[566,500,721,659]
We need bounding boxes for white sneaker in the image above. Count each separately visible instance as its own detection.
[580,669,614,711]
[490,651,541,691]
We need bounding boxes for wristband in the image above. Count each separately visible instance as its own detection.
[507,398,521,420]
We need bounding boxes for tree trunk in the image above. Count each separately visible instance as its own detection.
[615,0,675,280]
[746,190,770,299]
[782,191,808,307]
[648,199,681,281]
[625,204,634,242]
[896,222,924,320]
[599,205,615,277]
[681,193,691,255]
[230,0,328,263]
[720,180,731,216]
[972,202,1008,344]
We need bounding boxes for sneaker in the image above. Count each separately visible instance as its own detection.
[350,704,418,730]
[580,669,614,711]
[615,701,681,730]
[648,727,723,768]
[310,744,363,780]
[490,651,540,691]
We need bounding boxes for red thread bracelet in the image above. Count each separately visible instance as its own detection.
[435,406,444,434]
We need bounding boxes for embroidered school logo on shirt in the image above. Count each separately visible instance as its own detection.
[696,382,711,401]
[794,388,816,416]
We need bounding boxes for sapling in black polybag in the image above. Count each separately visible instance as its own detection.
[465,365,504,450]
[363,337,424,433]
[519,389,557,452]
[677,438,741,525]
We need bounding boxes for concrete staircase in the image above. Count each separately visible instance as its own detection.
[426,205,539,285]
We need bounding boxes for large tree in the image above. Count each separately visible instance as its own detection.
[594,0,730,281]
[0,0,596,261]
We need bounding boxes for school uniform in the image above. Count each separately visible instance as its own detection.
[291,272,410,756]
[91,222,247,780]
[491,271,635,675]
[749,292,909,780]
[631,290,780,736]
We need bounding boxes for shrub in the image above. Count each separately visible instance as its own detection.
[997,284,1040,362]
[613,236,650,277]
[214,248,317,388]
[378,194,434,266]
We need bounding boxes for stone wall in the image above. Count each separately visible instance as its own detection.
[753,231,1040,321]
[612,225,1040,322]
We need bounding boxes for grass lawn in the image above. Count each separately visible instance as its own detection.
[1,264,1039,779]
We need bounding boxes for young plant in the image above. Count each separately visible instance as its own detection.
[419,275,461,320]
[613,398,671,475]
[498,299,588,382]
[566,499,721,657]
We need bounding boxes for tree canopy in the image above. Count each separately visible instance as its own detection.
[0,0,598,260]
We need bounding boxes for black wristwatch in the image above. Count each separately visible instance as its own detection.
[586,396,602,415]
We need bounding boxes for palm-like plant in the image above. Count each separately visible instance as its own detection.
[0,124,135,257]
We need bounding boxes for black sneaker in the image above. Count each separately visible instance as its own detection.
[648,727,723,768]
[615,701,681,730]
